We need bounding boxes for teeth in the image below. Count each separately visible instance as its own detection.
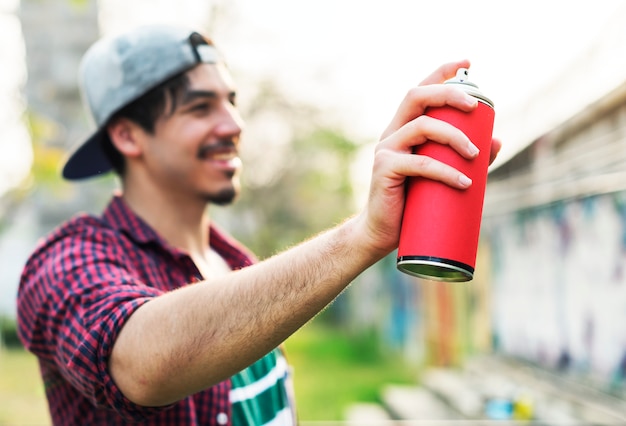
[210,152,236,160]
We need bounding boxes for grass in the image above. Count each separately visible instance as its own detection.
[0,319,420,424]
[0,347,51,426]
[284,319,421,421]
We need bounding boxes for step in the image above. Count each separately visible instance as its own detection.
[419,368,484,419]
[464,355,626,424]
[344,402,393,425]
[381,384,461,421]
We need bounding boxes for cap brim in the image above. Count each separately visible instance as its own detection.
[61,129,113,180]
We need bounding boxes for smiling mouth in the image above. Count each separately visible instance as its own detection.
[204,151,238,161]
[198,144,238,161]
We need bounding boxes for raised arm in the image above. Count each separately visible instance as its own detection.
[109,59,502,407]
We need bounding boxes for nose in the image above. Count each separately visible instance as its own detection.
[214,102,244,140]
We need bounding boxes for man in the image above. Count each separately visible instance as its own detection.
[16,25,501,425]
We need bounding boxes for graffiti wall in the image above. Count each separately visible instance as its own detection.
[484,193,626,392]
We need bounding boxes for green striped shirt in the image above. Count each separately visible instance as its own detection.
[230,348,295,425]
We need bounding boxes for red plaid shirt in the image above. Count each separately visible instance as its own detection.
[17,195,273,425]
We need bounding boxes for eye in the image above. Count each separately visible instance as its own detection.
[187,102,214,115]
[192,102,211,111]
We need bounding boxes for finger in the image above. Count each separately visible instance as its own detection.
[381,114,480,160]
[488,137,502,165]
[419,59,471,86]
[381,85,478,140]
[393,152,473,189]
[381,60,472,140]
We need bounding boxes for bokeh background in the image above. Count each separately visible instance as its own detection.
[1,0,626,424]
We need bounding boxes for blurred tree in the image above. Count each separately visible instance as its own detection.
[26,111,73,193]
[235,127,360,258]
[218,78,362,259]
[0,112,60,232]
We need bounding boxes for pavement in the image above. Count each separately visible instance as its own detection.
[340,355,626,426]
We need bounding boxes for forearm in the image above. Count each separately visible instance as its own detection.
[109,214,386,406]
[108,60,500,408]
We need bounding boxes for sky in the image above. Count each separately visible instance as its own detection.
[1,0,626,197]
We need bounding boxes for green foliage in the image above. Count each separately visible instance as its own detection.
[24,111,72,193]
[211,76,365,259]
[0,316,21,349]
[232,126,362,259]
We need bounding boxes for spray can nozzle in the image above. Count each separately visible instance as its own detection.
[445,67,493,108]
[456,68,469,82]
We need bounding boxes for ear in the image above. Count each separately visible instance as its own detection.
[106,118,144,159]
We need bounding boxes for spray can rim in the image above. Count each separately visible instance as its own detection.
[444,68,494,108]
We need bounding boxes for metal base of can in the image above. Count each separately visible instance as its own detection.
[396,256,474,282]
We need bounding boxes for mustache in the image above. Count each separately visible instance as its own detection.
[197,141,238,158]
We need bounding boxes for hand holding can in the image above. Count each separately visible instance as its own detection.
[397,68,495,282]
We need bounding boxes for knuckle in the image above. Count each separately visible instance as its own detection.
[405,86,422,101]
[413,155,433,170]
[413,114,431,126]
[405,86,431,105]
[373,146,394,164]
[409,115,433,135]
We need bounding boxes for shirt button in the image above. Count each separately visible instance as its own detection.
[216,412,228,425]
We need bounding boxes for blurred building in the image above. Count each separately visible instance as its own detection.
[345,5,626,420]
[0,0,113,317]
[481,70,626,396]
[391,35,626,424]
[18,0,115,220]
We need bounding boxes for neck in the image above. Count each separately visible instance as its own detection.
[121,181,211,257]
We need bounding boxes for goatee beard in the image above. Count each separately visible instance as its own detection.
[206,188,237,206]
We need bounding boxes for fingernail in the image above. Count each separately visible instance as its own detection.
[468,143,479,157]
[465,95,478,107]
[458,175,472,187]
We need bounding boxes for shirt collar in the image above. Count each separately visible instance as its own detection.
[102,194,164,246]
[101,195,257,269]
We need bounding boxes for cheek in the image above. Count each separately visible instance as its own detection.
[151,128,200,161]
[147,118,213,172]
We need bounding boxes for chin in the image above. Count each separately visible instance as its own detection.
[205,188,238,206]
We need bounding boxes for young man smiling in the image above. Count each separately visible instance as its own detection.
[16,25,501,425]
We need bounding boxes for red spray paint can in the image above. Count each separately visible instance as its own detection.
[397,68,495,282]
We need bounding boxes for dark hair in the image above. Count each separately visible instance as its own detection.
[102,71,191,176]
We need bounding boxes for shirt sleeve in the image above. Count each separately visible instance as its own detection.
[18,226,174,421]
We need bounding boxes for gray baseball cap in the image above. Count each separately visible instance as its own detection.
[62,25,220,180]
